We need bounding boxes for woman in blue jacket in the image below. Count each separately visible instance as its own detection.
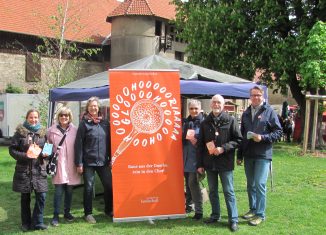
[75,97,112,224]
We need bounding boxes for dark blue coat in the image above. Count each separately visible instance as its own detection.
[237,103,282,161]
[182,113,204,172]
[74,116,111,167]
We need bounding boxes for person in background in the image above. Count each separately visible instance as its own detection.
[197,95,242,232]
[75,97,113,224]
[237,86,282,226]
[47,107,81,226]
[183,99,204,220]
[9,109,48,231]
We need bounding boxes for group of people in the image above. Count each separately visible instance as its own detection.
[182,86,282,232]
[9,97,112,232]
[9,86,282,233]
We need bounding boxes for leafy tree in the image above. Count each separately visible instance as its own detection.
[173,1,325,103]
[29,1,100,125]
[173,0,325,143]
[299,21,325,92]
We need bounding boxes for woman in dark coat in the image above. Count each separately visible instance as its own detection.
[75,96,112,224]
[9,109,48,231]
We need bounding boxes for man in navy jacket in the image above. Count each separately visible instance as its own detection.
[237,86,282,226]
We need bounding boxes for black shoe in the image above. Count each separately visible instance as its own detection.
[185,206,193,213]
[230,222,239,232]
[34,224,48,230]
[21,224,31,232]
[64,213,75,222]
[204,217,221,224]
[192,213,203,220]
[105,211,113,217]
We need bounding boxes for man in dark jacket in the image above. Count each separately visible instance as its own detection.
[237,86,282,226]
[197,94,242,232]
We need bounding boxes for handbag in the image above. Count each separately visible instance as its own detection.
[46,133,66,176]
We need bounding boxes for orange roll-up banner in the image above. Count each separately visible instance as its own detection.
[109,70,185,222]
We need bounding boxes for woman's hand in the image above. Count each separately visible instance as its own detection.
[77,166,83,174]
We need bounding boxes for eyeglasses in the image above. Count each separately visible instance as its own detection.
[59,113,69,117]
[250,94,262,97]
[189,107,199,110]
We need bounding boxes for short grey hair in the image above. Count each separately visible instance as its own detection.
[188,99,201,109]
[211,94,225,105]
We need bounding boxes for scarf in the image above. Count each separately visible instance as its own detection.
[85,112,103,124]
[23,120,41,133]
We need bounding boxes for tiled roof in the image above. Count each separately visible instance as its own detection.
[0,0,121,44]
[0,0,176,45]
[107,0,175,22]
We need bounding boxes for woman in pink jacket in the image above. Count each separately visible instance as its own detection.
[47,107,81,226]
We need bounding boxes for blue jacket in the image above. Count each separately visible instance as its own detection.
[182,113,204,172]
[237,103,282,161]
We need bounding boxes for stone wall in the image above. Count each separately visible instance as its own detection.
[0,52,105,93]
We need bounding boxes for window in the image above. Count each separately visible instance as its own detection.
[25,52,41,82]
[175,51,184,61]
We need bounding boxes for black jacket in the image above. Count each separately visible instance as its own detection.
[197,111,242,172]
[9,124,48,193]
[74,115,111,167]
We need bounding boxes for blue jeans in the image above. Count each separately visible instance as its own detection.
[53,184,74,216]
[21,192,46,227]
[83,166,113,216]
[244,158,270,219]
[206,170,238,223]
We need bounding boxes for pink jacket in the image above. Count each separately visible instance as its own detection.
[47,123,81,185]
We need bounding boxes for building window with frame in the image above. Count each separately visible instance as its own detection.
[25,52,41,82]
[175,51,184,61]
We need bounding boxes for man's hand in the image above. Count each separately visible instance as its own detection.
[197,167,205,174]
[236,159,243,166]
[253,134,262,142]
[189,137,197,146]
[213,147,224,156]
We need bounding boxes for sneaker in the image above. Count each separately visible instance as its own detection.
[204,217,221,224]
[64,213,75,222]
[248,216,263,226]
[85,214,96,224]
[51,216,59,226]
[230,222,239,232]
[192,213,203,220]
[33,224,48,230]
[242,211,255,220]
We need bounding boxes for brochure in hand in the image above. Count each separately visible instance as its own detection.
[206,141,216,155]
[42,143,53,156]
[247,131,256,139]
[186,129,195,140]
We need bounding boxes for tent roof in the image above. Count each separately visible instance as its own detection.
[49,55,264,102]
[60,54,250,89]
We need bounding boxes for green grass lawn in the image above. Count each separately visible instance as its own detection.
[0,143,325,235]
